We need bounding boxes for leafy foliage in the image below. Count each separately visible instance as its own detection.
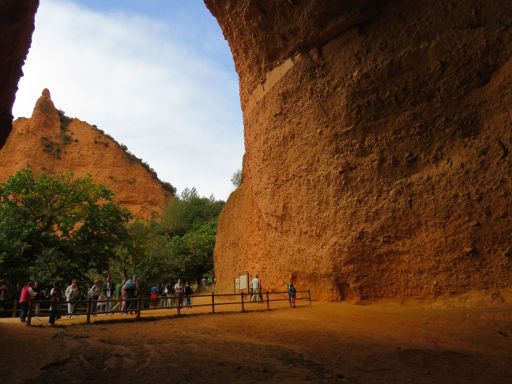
[231,169,242,187]
[0,169,223,293]
[0,169,131,288]
[111,190,224,285]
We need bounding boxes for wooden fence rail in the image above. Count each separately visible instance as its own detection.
[20,289,311,326]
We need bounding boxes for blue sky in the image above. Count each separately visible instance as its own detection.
[75,0,232,66]
[13,0,243,201]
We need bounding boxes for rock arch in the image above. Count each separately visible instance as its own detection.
[2,0,512,300]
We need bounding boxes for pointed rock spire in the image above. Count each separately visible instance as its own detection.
[31,88,60,133]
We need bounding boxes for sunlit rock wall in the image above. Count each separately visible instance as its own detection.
[207,0,512,300]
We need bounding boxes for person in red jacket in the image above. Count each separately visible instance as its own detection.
[19,282,37,322]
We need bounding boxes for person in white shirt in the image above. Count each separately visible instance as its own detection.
[65,279,80,318]
[251,275,260,302]
[174,280,183,307]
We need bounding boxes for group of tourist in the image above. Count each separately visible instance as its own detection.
[11,274,299,326]
[14,275,209,326]
[150,280,195,308]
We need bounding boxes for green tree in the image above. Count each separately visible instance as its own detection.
[231,169,242,187]
[110,190,224,287]
[160,189,224,236]
[0,169,131,288]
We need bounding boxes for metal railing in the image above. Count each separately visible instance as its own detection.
[21,289,312,326]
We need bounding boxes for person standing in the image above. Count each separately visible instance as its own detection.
[163,281,171,308]
[184,282,193,308]
[49,282,63,326]
[104,277,114,313]
[174,280,183,307]
[258,275,263,302]
[121,278,127,312]
[88,279,102,314]
[169,281,176,308]
[96,292,107,313]
[111,279,123,312]
[0,281,7,310]
[288,282,297,308]
[32,281,44,320]
[251,275,260,302]
[19,282,37,322]
[150,285,159,308]
[124,276,137,314]
[65,279,80,318]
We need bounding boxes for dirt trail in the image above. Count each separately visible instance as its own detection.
[1,299,511,384]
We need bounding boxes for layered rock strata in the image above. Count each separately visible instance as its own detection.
[207,0,512,299]
[0,90,173,219]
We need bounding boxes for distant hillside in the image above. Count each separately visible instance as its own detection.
[0,89,174,219]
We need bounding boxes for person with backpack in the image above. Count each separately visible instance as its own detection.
[49,282,63,326]
[150,285,159,308]
[288,282,297,308]
[124,275,137,314]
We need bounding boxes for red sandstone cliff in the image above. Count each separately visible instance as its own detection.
[0,90,173,219]
[207,0,512,300]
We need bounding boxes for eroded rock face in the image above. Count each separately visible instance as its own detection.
[0,0,38,148]
[1,1,512,300]
[207,0,512,299]
[0,90,173,219]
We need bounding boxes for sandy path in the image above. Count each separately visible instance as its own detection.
[1,301,511,384]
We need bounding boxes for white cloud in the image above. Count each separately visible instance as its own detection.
[13,0,244,201]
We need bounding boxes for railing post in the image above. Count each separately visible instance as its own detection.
[136,296,141,320]
[26,300,33,326]
[177,298,181,316]
[266,291,270,310]
[308,288,312,305]
[211,292,215,313]
[11,299,17,318]
[86,299,92,324]
[241,291,245,312]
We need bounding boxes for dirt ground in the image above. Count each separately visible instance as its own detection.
[1,295,511,384]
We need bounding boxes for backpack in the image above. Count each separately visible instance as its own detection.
[125,280,136,290]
